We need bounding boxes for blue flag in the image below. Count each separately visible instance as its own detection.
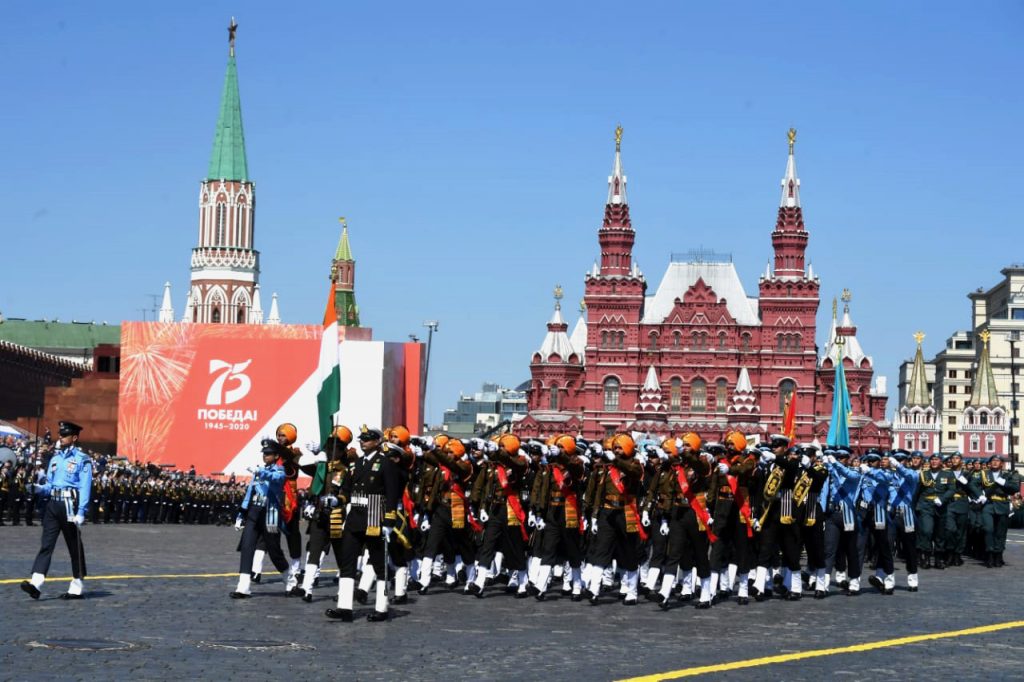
[827,352,852,447]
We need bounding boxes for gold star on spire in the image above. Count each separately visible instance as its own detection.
[615,125,623,152]
[980,330,991,346]
[553,284,563,310]
[914,331,925,347]
[788,127,797,153]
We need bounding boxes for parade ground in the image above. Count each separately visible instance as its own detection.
[0,524,1021,681]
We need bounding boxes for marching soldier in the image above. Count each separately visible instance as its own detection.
[822,447,862,594]
[230,439,291,598]
[21,421,93,600]
[971,455,1022,567]
[325,427,403,622]
[888,453,920,591]
[858,451,897,595]
[915,453,954,569]
[944,453,971,567]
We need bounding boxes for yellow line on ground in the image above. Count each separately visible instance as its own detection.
[0,569,339,585]
[618,620,1024,682]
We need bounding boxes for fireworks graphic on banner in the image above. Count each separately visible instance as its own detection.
[120,323,194,405]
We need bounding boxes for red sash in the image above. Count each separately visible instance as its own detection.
[608,467,648,541]
[496,465,529,541]
[402,489,417,529]
[674,466,718,543]
[551,466,583,535]
[725,470,753,538]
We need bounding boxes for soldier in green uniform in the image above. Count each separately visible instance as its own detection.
[943,453,971,567]
[971,455,1022,567]
[915,453,955,569]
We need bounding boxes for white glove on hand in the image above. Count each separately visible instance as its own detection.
[976,495,987,505]
[536,518,546,531]
[72,514,84,527]
[717,462,729,475]
[234,516,243,530]
[801,454,811,468]
[934,498,943,507]
[752,519,761,532]
[590,517,599,535]
[420,515,431,531]
[660,519,670,536]
[760,453,776,464]
[706,517,715,527]
[826,455,837,466]
[527,511,537,528]
[604,451,615,462]
[859,464,869,474]
[422,436,434,450]
[994,475,1006,486]
[382,526,393,542]
[485,441,498,454]
[302,503,316,519]
[305,441,322,454]
[412,445,423,458]
[472,438,487,452]
[589,442,603,455]
[480,509,490,523]
[956,474,968,484]
[641,511,651,528]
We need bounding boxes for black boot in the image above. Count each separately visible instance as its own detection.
[367,611,388,622]
[996,552,1006,567]
[984,552,995,568]
[933,553,945,570]
[325,608,353,621]
[920,552,932,569]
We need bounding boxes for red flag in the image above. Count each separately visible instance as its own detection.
[782,393,797,441]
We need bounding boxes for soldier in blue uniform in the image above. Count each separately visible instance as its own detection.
[230,439,291,598]
[21,421,93,600]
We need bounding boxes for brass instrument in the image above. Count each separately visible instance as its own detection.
[755,465,784,531]
[793,471,813,507]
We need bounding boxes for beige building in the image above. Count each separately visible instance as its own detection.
[896,266,1023,462]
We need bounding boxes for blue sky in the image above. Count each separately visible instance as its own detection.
[1,2,1022,424]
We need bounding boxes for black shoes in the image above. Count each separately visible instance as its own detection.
[325,608,353,621]
[367,611,388,622]
[354,588,368,605]
[571,593,583,602]
[418,585,429,595]
[466,583,481,597]
[695,600,711,610]
[622,597,637,606]
[814,590,827,599]
[907,586,918,593]
[20,581,40,600]
[868,576,884,592]
[229,591,251,599]
[59,593,84,600]
[251,572,262,584]
[736,597,750,605]
[391,594,409,605]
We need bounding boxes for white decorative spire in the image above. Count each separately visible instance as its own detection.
[537,286,576,362]
[607,124,627,205]
[267,292,281,325]
[249,284,264,324]
[569,300,587,361]
[807,261,815,280]
[158,282,175,323]
[634,365,667,415]
[728,367,760,418]
[764,261,772,279]
[736,366,753,393]
[181,292,194,323]
[821,289,871,368]
[780,127,801,208]
[642,365,659,392]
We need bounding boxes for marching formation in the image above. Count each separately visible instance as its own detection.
[230,422,1023,622]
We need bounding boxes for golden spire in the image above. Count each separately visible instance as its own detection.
[228,17,238,58]
[787,127,797,153]
[980,329,991,346]
[841,288,852,314]
[914,331,925,347]
[615,125,623,152]
[339,216,347,228]
[579,299,587,314]
[553,284,564,310]
[832,296,837,320]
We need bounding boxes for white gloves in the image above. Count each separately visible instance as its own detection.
[527,511,538,528]
[72,514,84,527]
[976,495,987,505]
[801,454,811,468]
[641,511,651,528]
[752,519,761,532]
[604,451,615,462]
[760,452,775,464]
[321,495,339,508]
[302,503,316,519]
[485,441,498,454]
[382,526,393,541]
[305,441,322,454]
[859,464,869,474]
[590,518,599,535]
[994,475,1006,486]
[956,474,968,485]
[411,445,423,458]
[234,516,244,531]
[535,518,547,531]
[582,517,589,532]
[480,509,490,523]
[707,517,715,527]
[717,462,729,475]
[825,455,837,466]
[472,438,487,452]
[659,519,670,536]
[934,498,943,507]
[420,515,431,532]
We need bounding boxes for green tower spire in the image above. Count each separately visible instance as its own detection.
[207,19,249,182]
[332,218,360,327]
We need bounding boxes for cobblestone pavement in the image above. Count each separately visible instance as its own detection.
[1,524,1023,681]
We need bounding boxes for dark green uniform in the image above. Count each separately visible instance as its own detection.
[970,465,1022,566]
[915,467,955,567]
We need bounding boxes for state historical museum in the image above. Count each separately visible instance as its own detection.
[517,128,890,450]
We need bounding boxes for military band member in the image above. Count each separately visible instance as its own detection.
[797,445,830,598]
[21,421,92,600]
[230,439,291,598]
[325,427,403,622]
[417,437,478,594]
[751,434,804,601]
[272,423,305,594]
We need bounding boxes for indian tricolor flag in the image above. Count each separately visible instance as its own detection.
[316,282,341,444]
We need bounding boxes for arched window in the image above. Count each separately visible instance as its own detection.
[777,335,785,351]
[779,379,796,413]
[618,331,626,349]
[673,332,681,348]
[236,307,246,324]
[970,435,980,453]
[718,333,727,349]
[603,377,620,411]
[905,435,914,450]
[215,203,226,246]
[979,412,988,425]
[741,333,751,351]
[716,379,728,413]
[691,379,707,411]
[601,331,608,348]
[211,307,221,324]
[692,332,700,349]
[549,385,559,410]
[649,332,658,350]
[985,435,996,453]
[670,377,682,410]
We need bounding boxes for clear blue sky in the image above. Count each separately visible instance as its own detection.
[1,2,1022,425]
